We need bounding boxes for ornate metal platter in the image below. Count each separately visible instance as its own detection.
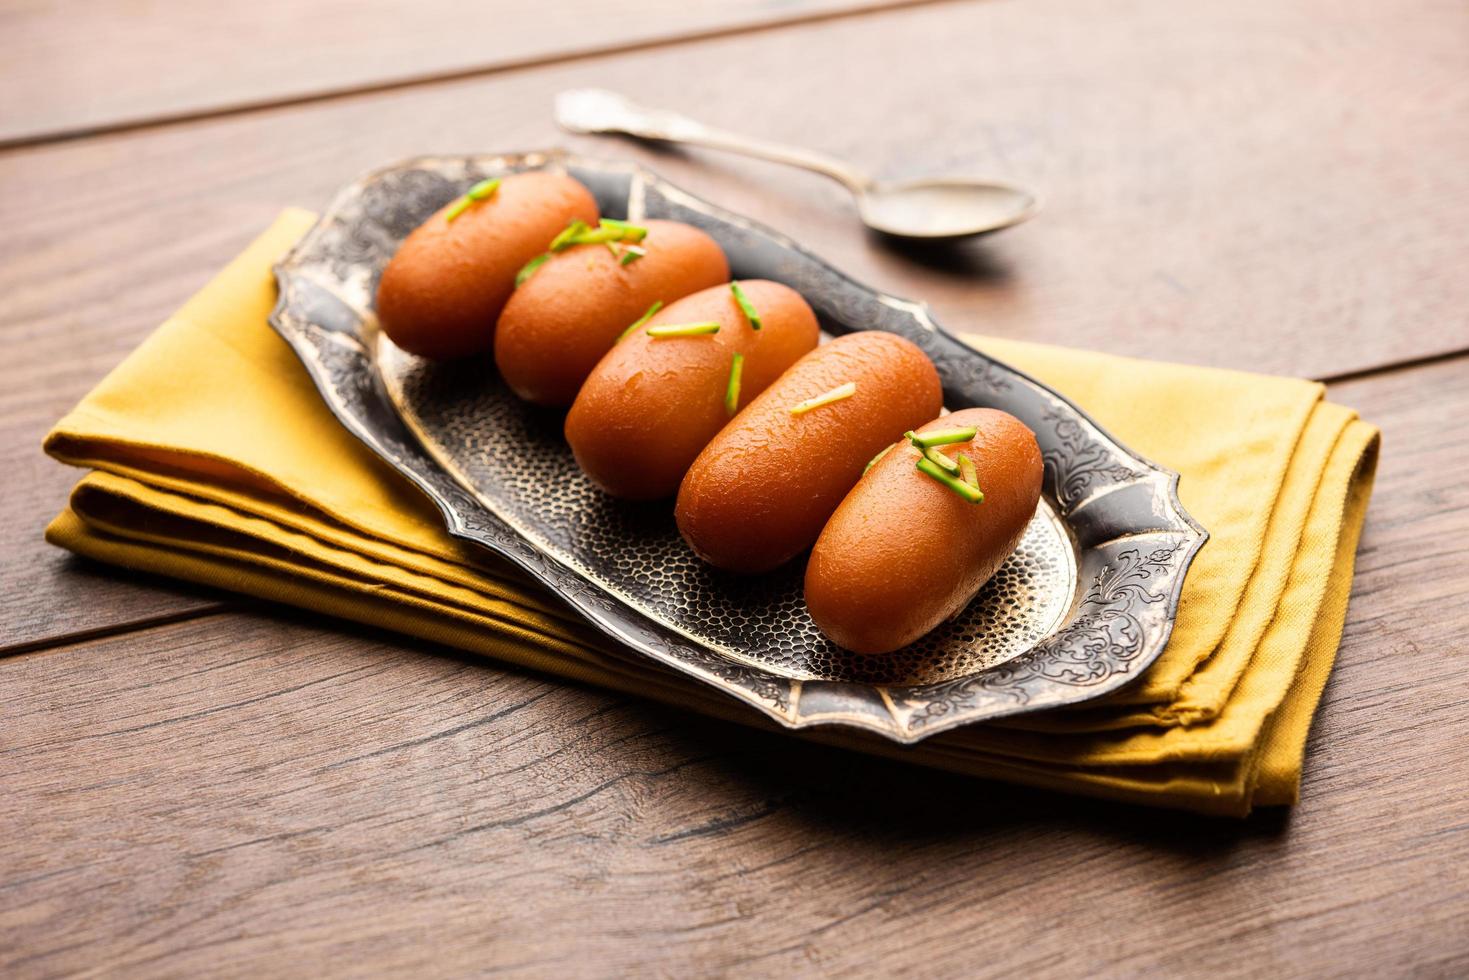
[269,152,1207,743]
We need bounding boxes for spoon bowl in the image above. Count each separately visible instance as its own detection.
[857,179,1040,240]
[556,89,1040,242]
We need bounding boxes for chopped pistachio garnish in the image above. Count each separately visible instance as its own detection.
[549,217,649,252]
[574,226,626,246]
[549,219,591,251]
[444,198,473,223]
[515,253,550,287]
[957,452,980,490]
[789,382,856,416]
[863,444,894,476]
[917,457,985,503]
[466,177,501,200]
[913,426,978,449]
[647,321,721,338]
[724,352,745,417]
[925,447,960,474]
[618,300,663,342]
[599,218,649,243]
[445,177,501,223]
[730,281,763,331]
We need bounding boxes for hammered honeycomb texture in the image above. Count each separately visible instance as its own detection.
[381,345,1077,686]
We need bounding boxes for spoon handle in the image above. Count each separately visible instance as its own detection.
[555,89,873,193]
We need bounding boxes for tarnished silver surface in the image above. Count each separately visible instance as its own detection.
[269,152,1207,743]
[380,345,1074,686]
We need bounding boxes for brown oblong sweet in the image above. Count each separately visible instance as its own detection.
[375,171,599,360]
[565,281,820,500]
[804,407,1043,654]
[675,331,942,574]
[493,220,729,406]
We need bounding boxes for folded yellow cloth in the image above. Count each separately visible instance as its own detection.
[44,211,1379,816]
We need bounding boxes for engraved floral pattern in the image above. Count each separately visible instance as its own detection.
[926,337,1016,396]
[1043,408,1149,513]
[901,545,1182,729]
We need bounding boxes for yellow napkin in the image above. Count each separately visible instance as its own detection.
[43,211,1379,816]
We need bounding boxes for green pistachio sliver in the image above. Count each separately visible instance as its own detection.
[916,457,985,503]
[550,218,649,251]
[863,444,894,476]
[913,426,978,449]
[730,281,763,330]
[466,177,501,200]
[646,321,721,338]
[957,452,980,490]
[445,177,502,224]
[515,253,550,287]
[789,382,856,416]
[444,197,474,223]
[548,219,591,251]
[724,353,745,417]
[924,447,960,474]
[569,225,625,246]
[600,218,649,242]
[618,300,663,342]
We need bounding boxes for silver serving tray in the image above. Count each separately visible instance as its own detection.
[269,151,1206,744]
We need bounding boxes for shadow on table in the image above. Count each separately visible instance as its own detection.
[656,707,1293,857]
[266,608,1293,858]
[864,230,1020,283]
[405,627,1292,855]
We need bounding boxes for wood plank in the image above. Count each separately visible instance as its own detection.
[0,0,930,146]
[2,356,1466,976]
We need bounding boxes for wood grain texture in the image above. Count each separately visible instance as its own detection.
[3,1,1469,971]
[0,0,934,146]
[3,0,1466,383]
[2,356,1467,977]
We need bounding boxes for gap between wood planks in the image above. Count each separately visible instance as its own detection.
[2,604,234,659]
[0,0,959,152]
[7,346,1464,661]
[1313,348,1469,386]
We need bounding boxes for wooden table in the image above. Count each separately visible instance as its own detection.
[3,1,1467,974]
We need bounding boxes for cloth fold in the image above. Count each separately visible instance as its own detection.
[43,210,1379,816]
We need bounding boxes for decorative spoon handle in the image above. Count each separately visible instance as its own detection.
[555,88,873,193]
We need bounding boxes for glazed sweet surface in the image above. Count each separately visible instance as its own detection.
[675,331,943,574]
[805,407,1043,654]
[566,280,819,500]
[494,219,729,405]
[375,171,599,359]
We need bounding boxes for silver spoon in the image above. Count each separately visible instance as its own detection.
[555,88,1039,241]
